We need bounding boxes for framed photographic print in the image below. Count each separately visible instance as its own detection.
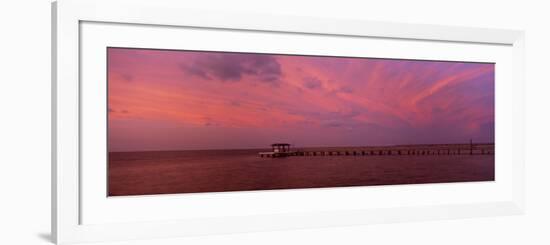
[52,0,525,244]
[107,47,497,196]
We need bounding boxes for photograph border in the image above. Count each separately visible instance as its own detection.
[52,0,525,244]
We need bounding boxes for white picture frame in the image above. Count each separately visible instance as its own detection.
[52,0,525,244]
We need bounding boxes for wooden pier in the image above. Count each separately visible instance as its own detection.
[259,142,494,158]
[289,148,494,157]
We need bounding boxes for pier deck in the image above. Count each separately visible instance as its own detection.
[258,151,298,158]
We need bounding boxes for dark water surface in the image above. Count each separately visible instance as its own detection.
[108,148,494,196]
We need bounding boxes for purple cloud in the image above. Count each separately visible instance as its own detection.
[181,52,282,83]
[303,76,322,90]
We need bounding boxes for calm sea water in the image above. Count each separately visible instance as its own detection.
[108,147,494,196]
[108,146,494,196]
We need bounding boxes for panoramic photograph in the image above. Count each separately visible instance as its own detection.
[107,47,495,196]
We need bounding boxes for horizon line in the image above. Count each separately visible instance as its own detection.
[108,142,495,153]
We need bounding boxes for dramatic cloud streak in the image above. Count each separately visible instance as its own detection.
[108,48,494,151]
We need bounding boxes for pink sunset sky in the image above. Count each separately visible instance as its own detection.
[108,48,494,152]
